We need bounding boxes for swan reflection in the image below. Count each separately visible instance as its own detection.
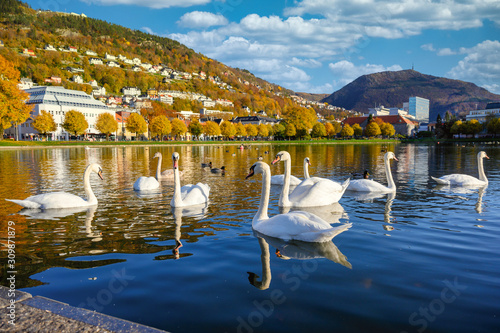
[434,184,487,214]
[248,232,351,290]
[171,204,208,259]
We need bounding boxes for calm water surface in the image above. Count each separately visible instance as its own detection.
[1,143,499,333]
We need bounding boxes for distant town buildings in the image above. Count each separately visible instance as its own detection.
[466,102,500,122]
[407,96,430,122]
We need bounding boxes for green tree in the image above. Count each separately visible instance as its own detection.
[188,119,203,139]
[352,123,363,136]
[220,121,236,139]
[32,110,56,140]
[266,123,274,137]
[285,123,296,139]
[273,123,285,138]
[486,117,500,136]
[340,124,354,137]
[235,122,247,137]
[466,119,483,136]
[0,55,32,139]
[380,122,395,137]
[450,120,463,135]
[245,123,258,137]
[311,122,326,138]
[95,112,118,140]
[150,115,171,141]
[257,123,269,138]
[126,112,148,139]
[62,110,88,139]
[171,118,187,139]
[364,121,381,137]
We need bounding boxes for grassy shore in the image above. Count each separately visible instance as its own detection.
[0,138,399,148]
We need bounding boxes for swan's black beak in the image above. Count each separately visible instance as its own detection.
[245,165,255,179]
[271,155,281,165]
[97,169,104,180]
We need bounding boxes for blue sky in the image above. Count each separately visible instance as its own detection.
[24,0,500,95]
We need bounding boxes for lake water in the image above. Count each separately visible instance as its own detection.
[1,143,499,333]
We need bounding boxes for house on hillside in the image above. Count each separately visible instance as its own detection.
[18,78,34,90]
[231,116,279,126]
[342,115,418,136]
[89,57,103,65]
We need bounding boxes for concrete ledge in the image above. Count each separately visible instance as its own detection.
[0,286,168,333]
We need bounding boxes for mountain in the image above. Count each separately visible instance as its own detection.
[321,70,500,121]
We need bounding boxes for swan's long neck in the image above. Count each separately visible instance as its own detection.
[477,154,488,183]
[83,165,97,205]
[279,158,292,207]
[304,159,310,179]
[172,161,183,206]
[155,155,162,180]
[256,237,271,290]
[254,166,271,223]
[384,156,396,191]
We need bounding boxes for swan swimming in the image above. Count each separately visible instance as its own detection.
[245,161,352,242]
[171,152,210,207]
[6,163,103,209]
[272,151,349,207]
[347,152,398,192]
[431,151,489,186]
[154,152,182,180]
[270,157,309,186]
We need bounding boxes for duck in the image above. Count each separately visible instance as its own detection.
[351,170,370,179]
[171,152,210,207]
[272,151,350,207]
[245,161,352,242]
[201,161,212,168]
[431,151,489,186]
[211,166,225,174]
[347,152,398,192]
[6,163,103,209]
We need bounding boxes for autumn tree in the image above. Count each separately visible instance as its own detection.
[150,115,171,141]
[273,123,285,138]
[450,120,463,135]
[95,112,118,140]
[126,112,148,139]
[340,124,354,137]
[220,121,236,139]
[266,123,274,137]
[235,122,247,138]
[188,119,203,139]
[245,124,258,138]
[324,122,334,139]
[171,118,187,139]
[62,110,88,139]
[380,122,395,137]
[0,55,32,139]
[204,121,221,138]
[486,117,500,136]
[464,119,483,136]
[32,110,56,140]
[284,106,317,138]
[311,122,326,138]
[285,123,296,139]
[257,123,269,138]
[364,121,381,137]
[352,123,363,136]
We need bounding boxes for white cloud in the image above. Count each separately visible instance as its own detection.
[448,40,500,94]
[81,0,211,9]
[328,60,403,90]
[437,48,456,56]
[421,44,435,52]
[177,11,228,28]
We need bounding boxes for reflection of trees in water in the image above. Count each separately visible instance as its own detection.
[0,204,212,289]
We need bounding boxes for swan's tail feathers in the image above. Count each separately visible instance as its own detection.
[431,176,449,185]
[341,177,351,189]
[5,199,41,209]
[306,223,352,243]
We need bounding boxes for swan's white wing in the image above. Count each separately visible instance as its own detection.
[271,174,301,185]
[180,182,210,206]
[432,174,484,186]
[134,176,160,191]
[7,192,89,209]
[347,179,390,192]
[289,179,346,207]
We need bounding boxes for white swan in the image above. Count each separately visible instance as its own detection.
[133,176,159,191]
[171,152,210,207]
[272,151,349,207]
[6,163,103,209]
[154,152,183,180]
[245,161,352,242]
[431,151,489,186]
[270,157,309,185]
[347,151,398,192]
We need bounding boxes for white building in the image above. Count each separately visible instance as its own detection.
[9,86,114,140]
[122,86,141,96]
[18,78,34,90]
[466,103,500,122]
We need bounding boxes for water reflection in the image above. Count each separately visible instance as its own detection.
[248,232,352,290]
[171,204,208,259]
[433,184,487,214]
[281,203,348,224]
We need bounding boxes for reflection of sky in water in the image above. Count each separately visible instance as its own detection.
[0,143,499,333]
